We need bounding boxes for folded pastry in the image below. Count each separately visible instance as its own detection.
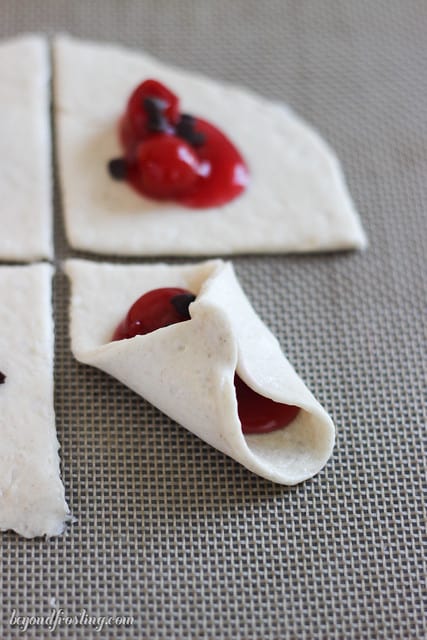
[55,34,366,256]
[0,265,69,537]
[66,259,335,484]
[0,35,52,260]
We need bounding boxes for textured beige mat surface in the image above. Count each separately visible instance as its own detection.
[0,1,426,638]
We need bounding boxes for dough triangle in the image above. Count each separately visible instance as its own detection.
[55,35,366,256]
[66,259,335,485]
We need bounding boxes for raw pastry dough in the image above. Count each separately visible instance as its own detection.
[0,35,52,261]
[65,259,335,484]
[0,265,69,537]
[55,35,366,257]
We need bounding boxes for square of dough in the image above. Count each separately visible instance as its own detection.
[0,35,52,261]
[55,35,366,257]
[0,264,69,537]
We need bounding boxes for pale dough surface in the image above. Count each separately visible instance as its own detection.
[66,258,335,484]
[55,35,366,256]
[0,264,69,538]
[0,35,52,261]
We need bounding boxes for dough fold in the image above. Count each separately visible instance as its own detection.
[66,259,335,485]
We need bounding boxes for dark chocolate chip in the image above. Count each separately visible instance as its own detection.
[143,95,173,133]
[108,157,128,180]
[188,131,206,147]
[147,112,170,133]
[170,293,196,319]
[0,371,6,384]
[179,114,195,126]
[176,116,194,137]
[143,96,168,114]
[176,114,206,148]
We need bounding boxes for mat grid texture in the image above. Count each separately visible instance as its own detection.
[0,1,426,639]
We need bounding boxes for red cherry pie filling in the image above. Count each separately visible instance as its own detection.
[108,79,249,207]
[112,288,300,435]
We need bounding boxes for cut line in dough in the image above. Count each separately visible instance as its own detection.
[0,35,52,261]
[55,34,366,257]
[65,258,335,485]
[0,264,69,537]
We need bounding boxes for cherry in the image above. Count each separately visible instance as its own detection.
[176,118,249,208]
[112,77,249,207]
[112,288,193,341]
[133,135,200,199]
[123,79,180,147]
[234,376,300,435]
[112,288,300,434]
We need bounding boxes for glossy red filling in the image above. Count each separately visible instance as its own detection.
[234,376,300,435]
[112,287,192,341]
[110,79,249,207]
[112,287,300,435]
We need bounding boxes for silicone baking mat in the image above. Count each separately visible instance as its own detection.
[0,1,426,638]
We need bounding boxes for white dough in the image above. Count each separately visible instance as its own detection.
[55,35,366,257]
[65,259,335,484]
[0,35,52,261]
[0,265,69,537]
